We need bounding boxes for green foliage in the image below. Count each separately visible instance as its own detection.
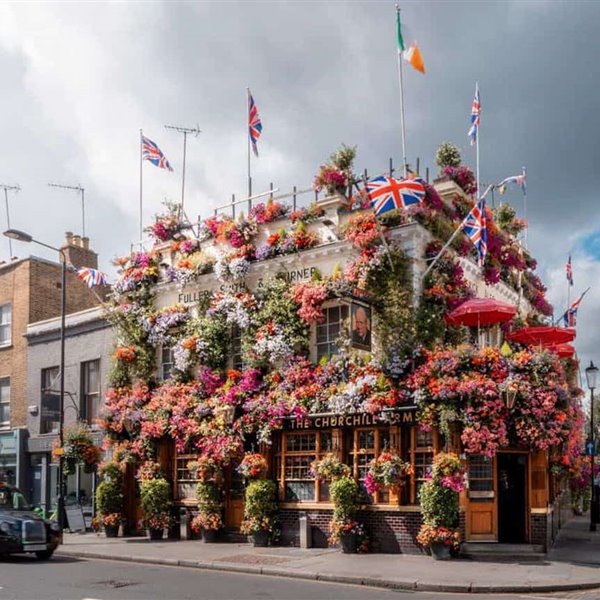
[140,477,170,516]
[329,476,360,522]
[493,203,526,237]
[191,313,229,372]
[330,144,357,172]
[241,480,278,534]
[196,481,222,514]
[435,142,461,169]
[418,481,459,528]
[96,478,123,516]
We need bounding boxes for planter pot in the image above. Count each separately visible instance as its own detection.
[104,524,119,538]
[252,530,269,547]
[430,542,451,560]
[148,528,164,541]
[340,532,357,554]
[202,528,218,543]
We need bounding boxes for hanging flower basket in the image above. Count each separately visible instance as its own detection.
[53,422,101,475]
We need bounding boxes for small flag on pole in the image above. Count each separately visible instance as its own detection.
[562,290,588,327]
[403,44,426,74]
[461,198,487,266]
[77,267,107,288]
[141,135,173,171]
[367,176,426,215]
[248,90,262,157]
[498,168,527,195]
[566,254,573,287]
[396,8,405,52]
[468,86,481,146]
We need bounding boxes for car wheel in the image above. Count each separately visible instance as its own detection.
[35,550,54,560]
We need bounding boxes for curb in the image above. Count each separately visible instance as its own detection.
[56,549,600,595]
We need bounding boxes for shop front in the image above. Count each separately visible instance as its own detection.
[0,428,25,489]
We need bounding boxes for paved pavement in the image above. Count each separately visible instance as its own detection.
[55,515,600,595]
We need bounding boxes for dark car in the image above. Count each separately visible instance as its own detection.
[0,483,61,560]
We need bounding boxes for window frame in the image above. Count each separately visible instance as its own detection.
[315,303,349,363]
[0,303,11,347]
[40,366,60,434]
[0,377,9,427]
[160,346,173,381]
[81,359,101,427]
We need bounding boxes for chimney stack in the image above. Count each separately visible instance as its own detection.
[60,231,98,269]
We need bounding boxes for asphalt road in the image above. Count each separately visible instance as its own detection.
[0,555,598,600]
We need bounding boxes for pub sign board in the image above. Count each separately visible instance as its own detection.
[283,407,418,431]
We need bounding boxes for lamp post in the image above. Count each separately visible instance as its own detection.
[4,229,67,534]
[585,361,599,532]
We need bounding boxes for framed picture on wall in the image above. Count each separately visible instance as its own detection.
[350,303,371,351]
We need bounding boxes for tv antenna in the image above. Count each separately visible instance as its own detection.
[48,183,86,237]
[164,124,201,209]
[0,184,20,256]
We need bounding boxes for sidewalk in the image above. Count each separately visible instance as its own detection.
[57,515,600,594]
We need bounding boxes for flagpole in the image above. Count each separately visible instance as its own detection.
[139,128,143,243]
[475,82,480,199]
[247,87,252,199]
[567,252,571,309]
[522,166,527,247]
[396,5,408,178]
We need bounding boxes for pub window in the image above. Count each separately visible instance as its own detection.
[0,377,9,426]
[161,346,173,381]
[0,304,11,346]
[82,359,101,426]
[409,428,437,504]
[174,452,199,502]
[40,366,60,434]
[468,455,494,498]
[316,305,349,362]
[345,428,392,504]
[231,325,244,370]
[276,431,333,502]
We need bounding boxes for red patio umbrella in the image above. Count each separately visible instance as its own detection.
[506,326,576,346]
[545,343,576,359]
[445,298,517,327]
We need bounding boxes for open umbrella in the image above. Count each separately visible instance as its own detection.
[545,343,576,359]
[445,298,517,327]
[506,326,576,346]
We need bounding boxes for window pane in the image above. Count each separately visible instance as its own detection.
[0,304,10,325]
[0,324,10,344]
[0,402,9,423]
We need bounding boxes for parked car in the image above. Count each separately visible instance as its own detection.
[0,482,60,560]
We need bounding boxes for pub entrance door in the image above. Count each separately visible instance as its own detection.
[223,462,244,529]
[497,453,528,543]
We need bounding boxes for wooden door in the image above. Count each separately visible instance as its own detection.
[466,455,497,541]
[223,463,244,529]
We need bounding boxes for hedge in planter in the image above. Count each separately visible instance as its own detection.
[95,462,124,536]
[139,474,171,539]
[192,481,223,540]
[240,479,278,546]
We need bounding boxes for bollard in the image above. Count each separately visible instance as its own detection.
[299,512,311,548]
[180,507,189,540]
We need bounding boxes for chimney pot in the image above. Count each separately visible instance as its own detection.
[73,235,82,247]
[82,237,90,250]
[65,232,74,245]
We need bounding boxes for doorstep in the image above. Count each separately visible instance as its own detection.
[462,542,546,561]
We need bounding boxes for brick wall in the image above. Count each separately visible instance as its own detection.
[278,508,424,554]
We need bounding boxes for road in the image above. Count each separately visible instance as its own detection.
[0,556,598,600]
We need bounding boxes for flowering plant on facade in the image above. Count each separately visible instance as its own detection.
[214,253,250,283]
[416,524,461,549]
[208,291,256,329]
[313,144,356,195]
[311,454,351,482]
[250,322,294,367]
[343,213,381,250]
[101,383,150,440]
[237,453,268,480]
[364,451,413,495]
[112,251,159,297]
[290,202,325,224]
[187,456,223,482]
[113,345,137,363]
[147,201,185,243]
[441,165,477,195]
[55,422,102,475]
[143,304,189,345]
[248,199,289,224]
[290,281,330,324]
[136,460,162,482]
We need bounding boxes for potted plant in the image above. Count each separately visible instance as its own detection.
[95,462,124,538]
[53,422,101,476]
[138,461,171,541]
[240,479,278,547]
[417,453,465,560]
[313,144,356,197]
[329,476,362,553]
[364,451,413,496]
[189,456,223,542]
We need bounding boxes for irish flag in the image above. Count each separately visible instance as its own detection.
[403,45,425,74]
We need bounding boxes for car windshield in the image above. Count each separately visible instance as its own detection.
[0,485,31,510]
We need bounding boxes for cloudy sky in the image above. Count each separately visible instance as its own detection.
[0,1,599,381]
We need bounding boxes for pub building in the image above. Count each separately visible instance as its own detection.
[109,175,581,553]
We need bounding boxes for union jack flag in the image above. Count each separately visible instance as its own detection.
[461,198,487,267]
[566,254,573,287]
[141,135,173,171]
[562,289,589,327]
[248,90,262,157]
[468,85,481,146]
[77,267,107,289]
[367,176,426,215]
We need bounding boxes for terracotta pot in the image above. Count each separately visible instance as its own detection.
[252,530,269,547]
[340,532,357,554]
[148,528,164,541]
[104,524,119,538]
[202,528,218,543]
[430,542,451,560]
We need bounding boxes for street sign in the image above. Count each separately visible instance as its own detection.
[585,439,597,456]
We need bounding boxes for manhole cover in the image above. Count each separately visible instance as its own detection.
[215,554,291,565]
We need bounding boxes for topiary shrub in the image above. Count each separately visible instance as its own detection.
[435,142,461,169]
[240,479,278,537]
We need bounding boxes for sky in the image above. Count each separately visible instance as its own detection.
[0,0,599,390]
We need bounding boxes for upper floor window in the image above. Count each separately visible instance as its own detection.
[231,325,244,371]
[40,366,60,434]
[82,360,101,426]
[0,378,10,426]
[161,346,173,381]
[0,304,11,347]
[316,305,349,362]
